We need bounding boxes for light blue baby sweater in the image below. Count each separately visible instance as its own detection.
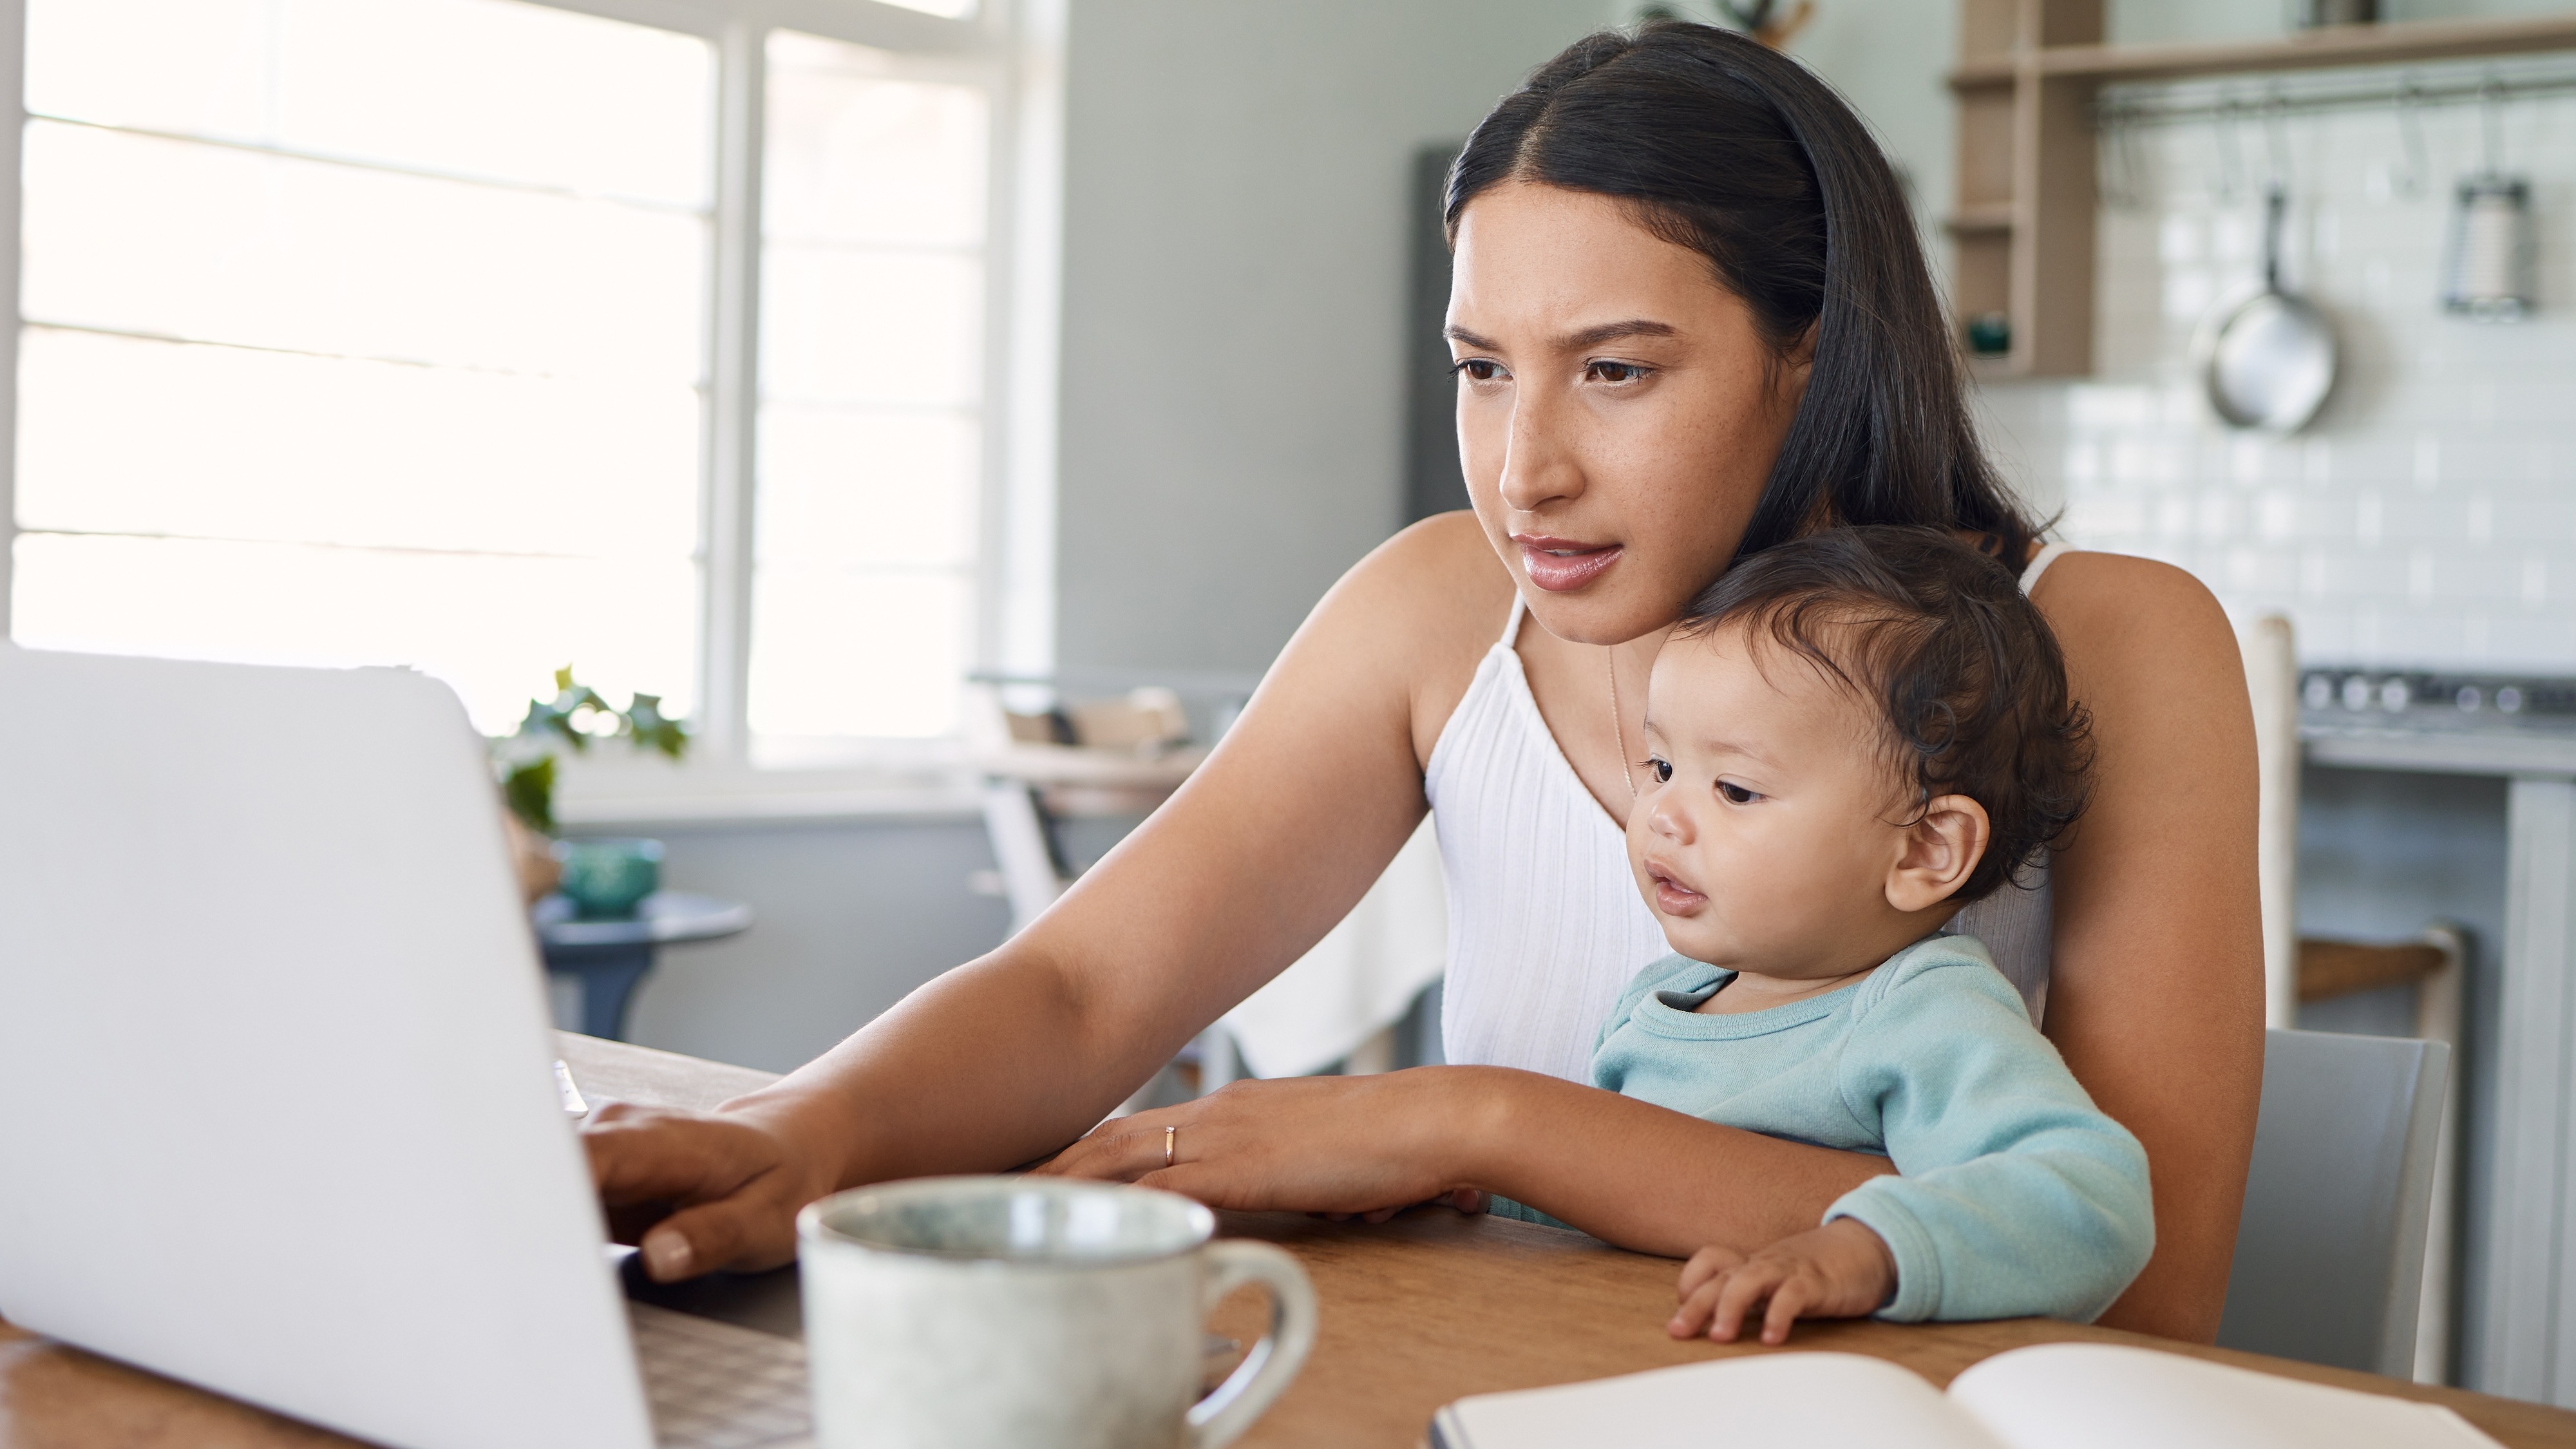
[1492,934,2152,1323]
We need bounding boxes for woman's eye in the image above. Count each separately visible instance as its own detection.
[1647,757,1672,784]
[1452,358,1506,384]
[1584,360,1652,384]
[1717,781,1759,804]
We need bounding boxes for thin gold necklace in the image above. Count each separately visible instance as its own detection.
[1607,646,1638,799]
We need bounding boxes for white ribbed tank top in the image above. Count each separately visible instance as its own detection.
[1425,544,2070,1082]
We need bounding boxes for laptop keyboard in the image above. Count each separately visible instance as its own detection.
[631,1302,812,1449]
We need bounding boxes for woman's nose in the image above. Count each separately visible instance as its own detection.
[1495,386,1583,514]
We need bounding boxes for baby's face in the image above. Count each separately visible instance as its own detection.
[1625,623,1918,978]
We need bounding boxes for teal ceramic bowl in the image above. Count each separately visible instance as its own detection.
[554,837,665,919]
[1965,310,2012,357]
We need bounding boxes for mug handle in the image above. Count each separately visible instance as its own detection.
[1188,1240,1319,1449]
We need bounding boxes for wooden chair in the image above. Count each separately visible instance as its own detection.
[965,681,1203,934]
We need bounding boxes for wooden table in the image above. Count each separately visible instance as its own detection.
[8,1035,2576,1448]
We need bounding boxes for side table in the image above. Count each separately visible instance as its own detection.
[533,892,752,1041]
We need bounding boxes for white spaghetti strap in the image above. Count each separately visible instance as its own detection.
[2020,541,2072,596]
[1499,591,1528,647]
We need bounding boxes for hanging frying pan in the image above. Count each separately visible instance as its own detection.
[2201,185,2338,433]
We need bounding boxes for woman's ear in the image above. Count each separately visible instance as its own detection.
[1886,794,1989,915]
[1770,319,1820,414]
[1787,317,1819,372]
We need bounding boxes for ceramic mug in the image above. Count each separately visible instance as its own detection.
[797,1176,1316,1449]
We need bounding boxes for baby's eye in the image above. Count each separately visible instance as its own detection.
[1646,756,1672,784]
[1717,781,1760,804]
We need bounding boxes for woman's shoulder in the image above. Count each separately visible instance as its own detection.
[1345,509,1517,621]
[2029,549,2233,651]
[2026,549,2241,700]
[1320,511,1519,764]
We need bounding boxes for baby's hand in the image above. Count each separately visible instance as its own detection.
[1666,1218,1896,1345]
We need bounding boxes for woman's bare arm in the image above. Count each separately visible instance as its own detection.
[1035,1065,1889,1258]
[2036,553,2266,1343]
[592,516,1493,1273]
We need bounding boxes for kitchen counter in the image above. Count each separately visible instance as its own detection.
[2305,721,2576,777]
[2302,714,2576,1403]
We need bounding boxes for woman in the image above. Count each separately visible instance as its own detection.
[586,23,2262,1341]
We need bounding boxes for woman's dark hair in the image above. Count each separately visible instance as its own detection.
[1679,526,2091,904]
[1448,22,2036,569]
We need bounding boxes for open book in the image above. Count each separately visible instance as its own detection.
[1428,1344,2501,1449]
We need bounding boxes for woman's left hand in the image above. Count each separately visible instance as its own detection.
[1029,1069,1483,1220]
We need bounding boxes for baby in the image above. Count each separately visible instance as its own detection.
[1497,526,2152,1344]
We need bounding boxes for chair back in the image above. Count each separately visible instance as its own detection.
[2217,1028,2450,1377]
[2240,613,2301,1027]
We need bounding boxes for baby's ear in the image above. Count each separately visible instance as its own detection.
[1886,794,1989,914]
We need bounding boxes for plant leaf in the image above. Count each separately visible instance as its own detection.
[502,756,557,835]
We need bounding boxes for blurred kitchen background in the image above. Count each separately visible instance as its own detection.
[11,0,2576,1404]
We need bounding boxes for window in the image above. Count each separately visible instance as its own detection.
[2,0,1048,773]
[752,32,987,750]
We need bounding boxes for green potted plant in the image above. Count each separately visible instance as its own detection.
[491,667,689,914]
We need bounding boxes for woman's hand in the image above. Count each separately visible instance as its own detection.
[582,1100,846,1282]
[1665,1219,1896,1345]
[1030,1070,1482,1219]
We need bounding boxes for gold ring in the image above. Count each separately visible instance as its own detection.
[1164,1124,1176,1169]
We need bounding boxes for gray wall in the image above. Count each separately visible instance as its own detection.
[563,815,1010,1075]
[1052,0,1602,676]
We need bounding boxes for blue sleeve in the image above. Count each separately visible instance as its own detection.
[1825,960,2154,1324]
[1483,1196,1581,1233]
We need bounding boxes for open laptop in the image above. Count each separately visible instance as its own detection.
[0,645,809,1449]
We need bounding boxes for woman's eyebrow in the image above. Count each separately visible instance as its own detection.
[1562,318,1677,349]
[1443,319,1678,352]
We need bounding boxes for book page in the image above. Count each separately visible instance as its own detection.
[1947,1344,2502,1449]
[1433,1352,2007,1449]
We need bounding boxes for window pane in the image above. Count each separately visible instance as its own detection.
[17,328,700,558]
[24,121,706,381]
[748,570,966,740]
[758,408,977,571]
[840,0,976,19]
[28,0,713,207]
[14,0,714,734]
[761,249,981,407]
[12,534,699,734]
[765,37,986,249]
[752,33,989,747]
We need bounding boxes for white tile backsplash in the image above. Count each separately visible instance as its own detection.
[1979,57,2576,670]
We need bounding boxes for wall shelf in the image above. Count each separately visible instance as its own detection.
[1942,4,2576,379]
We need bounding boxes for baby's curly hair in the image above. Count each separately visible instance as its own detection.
[1677,526,2094,904]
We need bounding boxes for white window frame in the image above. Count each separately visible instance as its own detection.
[0,0,1064,824]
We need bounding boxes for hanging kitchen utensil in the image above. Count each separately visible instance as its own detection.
[2201,185,2338,434]
[2444,175,2534,319]
[2392,76,2429,200]
[2442,80,2533,319]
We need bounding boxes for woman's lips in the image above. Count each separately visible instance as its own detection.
[1514,535,1623,592]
